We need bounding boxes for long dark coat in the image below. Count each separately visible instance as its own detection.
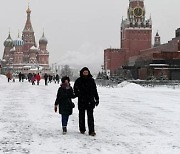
[74,70,99,110]
[55,85,75,115]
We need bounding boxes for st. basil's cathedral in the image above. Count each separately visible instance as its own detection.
[104,0,180,80]
[1,6,50,74]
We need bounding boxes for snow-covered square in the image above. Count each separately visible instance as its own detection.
[0,75,180,154]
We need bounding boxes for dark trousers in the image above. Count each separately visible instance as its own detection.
[45,79,48,85]
[8,78,10,82]
[61,114,69,127]
[79,109,95,133]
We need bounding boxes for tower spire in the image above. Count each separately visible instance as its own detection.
[23,3,33,32]
[22,4,36,49]
[18,29,20,38]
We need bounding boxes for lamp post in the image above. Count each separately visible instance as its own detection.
[37,64,39,73]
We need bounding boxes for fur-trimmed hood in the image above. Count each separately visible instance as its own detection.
[80,67,92,78]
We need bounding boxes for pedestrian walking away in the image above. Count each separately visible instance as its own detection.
[35,73,41,85]
[44,73,48,85]
[6,72,12,82]
[74,67,99,136]
[54,76,75,134]
[31,73,36,85]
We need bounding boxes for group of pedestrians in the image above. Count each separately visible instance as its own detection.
[54,67,99,136]
[6,71,60,86]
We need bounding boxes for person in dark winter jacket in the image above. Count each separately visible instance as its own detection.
[55,74,60,84]
[54,76,75,134]
[18,72,22,82]
[31,73,36,85]
[73,67,99,136]
[44,73,48,85]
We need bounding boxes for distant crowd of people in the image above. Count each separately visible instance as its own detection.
[6,71,60,86]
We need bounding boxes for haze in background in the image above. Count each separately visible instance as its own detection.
[0,0,180,73]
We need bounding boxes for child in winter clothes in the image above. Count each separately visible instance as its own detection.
[54,76,75,134]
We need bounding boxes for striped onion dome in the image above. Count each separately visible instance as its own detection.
[14,35,24,47]
[4,33,14,47]
[39,32,48,44]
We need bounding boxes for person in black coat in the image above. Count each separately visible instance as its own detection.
[54,76,75,134]
[74,67,99,136]
[44,73,48,85]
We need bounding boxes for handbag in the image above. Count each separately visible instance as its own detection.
[68,99,75,108]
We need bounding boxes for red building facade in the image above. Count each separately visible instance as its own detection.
[104,0,180,80]
[2,6,49,74]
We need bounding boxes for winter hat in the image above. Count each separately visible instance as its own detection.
[61,76,70,83]
[80,67,92,77]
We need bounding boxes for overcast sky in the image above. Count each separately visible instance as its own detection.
[0,0,180,73]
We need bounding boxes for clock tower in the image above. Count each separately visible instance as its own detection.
[121,0,152,61]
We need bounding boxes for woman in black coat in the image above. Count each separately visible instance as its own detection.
[74,67,99,136]
[54,76,75,134]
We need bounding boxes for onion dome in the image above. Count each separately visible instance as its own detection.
[26,5,31,14]
[14,34,24,47]
[4,33,14,47]
[39,32,48,44]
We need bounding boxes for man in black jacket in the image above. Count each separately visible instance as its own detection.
[74,67,99,136]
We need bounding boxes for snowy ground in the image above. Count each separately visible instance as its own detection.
[0,75,180,154]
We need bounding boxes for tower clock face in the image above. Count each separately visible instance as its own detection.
[133,7,143,17]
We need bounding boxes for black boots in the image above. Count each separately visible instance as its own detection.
[89,132,96,136]
[62,126,67,134]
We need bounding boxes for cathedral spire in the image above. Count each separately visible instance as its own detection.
[23,4,33,32]
[22,4,36,49]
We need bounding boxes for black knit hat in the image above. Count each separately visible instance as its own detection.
[61,76,70,83]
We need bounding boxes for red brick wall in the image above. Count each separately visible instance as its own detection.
[138,68,148,80]
[104,48,126,73]
[122,29,152,58]
[153,52,180,59]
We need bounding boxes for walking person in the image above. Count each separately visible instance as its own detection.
[35,73,41,85]
[55,74,60,84]
[31,73,36,85]
[27,73,33,82]
[18,72,22,82]
[73,67,99,136]
[44,73,48,86]
[54,76,75,134]
[6,72,12,82]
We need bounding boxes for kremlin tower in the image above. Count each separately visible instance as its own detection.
[104,0,152,74]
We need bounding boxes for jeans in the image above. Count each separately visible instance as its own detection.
[61,114,69,127]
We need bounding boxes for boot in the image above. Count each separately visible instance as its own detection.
[62,126,67,134]
[89,132,96,136]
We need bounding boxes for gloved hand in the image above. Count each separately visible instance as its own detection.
[95,100,99,106]
[54,106,57,112]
